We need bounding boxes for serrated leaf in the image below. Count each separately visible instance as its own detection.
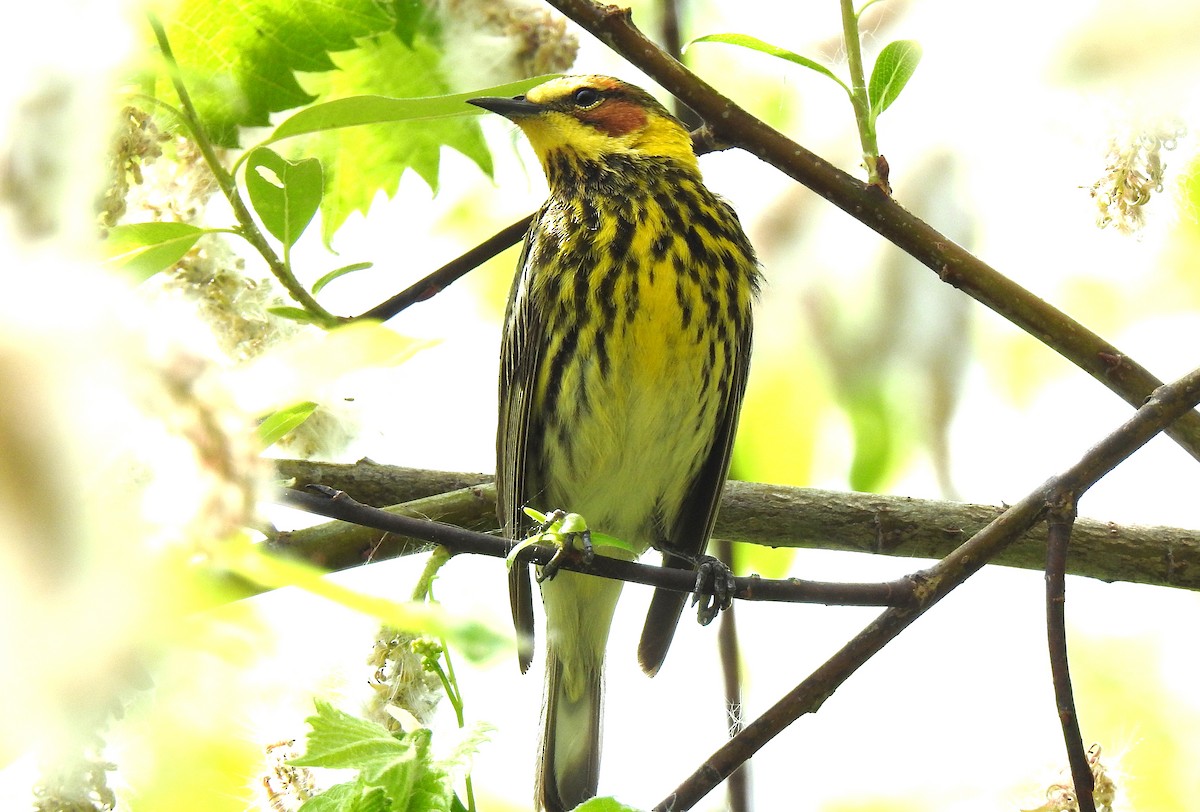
[245,147,323,247]
[292,700,409,770]
[153,0,395,147]
[686,33,850,96]
[258,400,318,447]
[868,40,922,118]
[103,222,205,280]
[298,34,497,243]
[265,76,554,144]
[299,780,378,812]
[313,262,374,294]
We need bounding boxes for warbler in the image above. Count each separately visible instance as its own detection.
[470,75,759,812]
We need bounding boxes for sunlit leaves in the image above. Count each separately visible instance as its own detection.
[103,222,206,280]
[152,0,398,147]
[245,147,323,248]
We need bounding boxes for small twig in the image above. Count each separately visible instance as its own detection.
[1045,495,1095,812]
[274,485,913,608]
[145,14,338,325]
[655,366,1200,810]
[837,0,883,188]
[356,215,534,322]
[715,538,750,812]
[659,0,702,130]
[542,0,1200,465]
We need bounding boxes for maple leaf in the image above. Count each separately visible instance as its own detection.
[155,0,400,146]
[296,33,493,243]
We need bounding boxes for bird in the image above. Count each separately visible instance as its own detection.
[469,74,759,812]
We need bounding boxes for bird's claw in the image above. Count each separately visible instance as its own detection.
[534,511,594,583]
[690,554,735,625]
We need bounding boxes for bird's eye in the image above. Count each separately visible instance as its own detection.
[572,88,601,109]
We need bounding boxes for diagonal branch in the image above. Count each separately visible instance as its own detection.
[656,366,1200,809]
[540,0,1200,465]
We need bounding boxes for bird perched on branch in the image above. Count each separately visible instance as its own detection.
[470,75,759,812]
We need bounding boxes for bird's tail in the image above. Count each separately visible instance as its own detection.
[538,642,603,812]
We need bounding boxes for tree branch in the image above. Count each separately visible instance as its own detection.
[272,485,911,609]
[539,0,1200,465]
[355,215,534,322]
[273,459,1200,592]
[657,366,1200,809]
[1045,496,1094,812]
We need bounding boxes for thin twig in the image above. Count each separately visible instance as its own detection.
[655,366,1200,810]
[274,485,913,608]
[715,537,750,812]
[541,0,1200,465]
[356,214,534,322]
[1045,495,1095,812]
[145,14,338,326]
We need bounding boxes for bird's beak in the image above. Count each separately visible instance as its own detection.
[467,95,543,120]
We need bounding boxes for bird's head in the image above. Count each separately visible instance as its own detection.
[468,75,697,172]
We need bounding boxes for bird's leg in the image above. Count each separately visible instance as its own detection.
[650,540,736,625]
[533,510,595,583]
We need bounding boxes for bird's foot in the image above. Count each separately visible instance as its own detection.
[690,554,735,625]
[534,510,594,582]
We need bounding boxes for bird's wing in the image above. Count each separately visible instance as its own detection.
[496,211,546,674]
[637,313,753,676]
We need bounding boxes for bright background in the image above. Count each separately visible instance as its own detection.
[3,0,1200,810]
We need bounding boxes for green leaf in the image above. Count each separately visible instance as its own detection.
[300,781,389,812]
[313,262,374,295]
[686,33,851,96]
[103,222,205,280]
[294,701,435,809]
[265,76,555,144]
[297,34,501,242]
[258,400,318,447]
[291,700,408,771]
[268,306,324,325]
[391,0,434,46]
[245,147,323,247]
[152,0,395,147]
[868,40,922,118]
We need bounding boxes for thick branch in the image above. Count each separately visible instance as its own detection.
[541,0,1200,465]
[273,460,1200,592]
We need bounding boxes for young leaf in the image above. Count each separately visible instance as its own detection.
[266,77,554,144]
[686,33,851,96]
[258,400,318,447]
[103,222,205,280]
[268,306,324,325]
[245,147,323,247]
[312,262,373,295]
[868,40,923,118]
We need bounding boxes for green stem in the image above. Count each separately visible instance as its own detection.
[838,0,880,184]
[145,13,339,326]
[421,563,476,812]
